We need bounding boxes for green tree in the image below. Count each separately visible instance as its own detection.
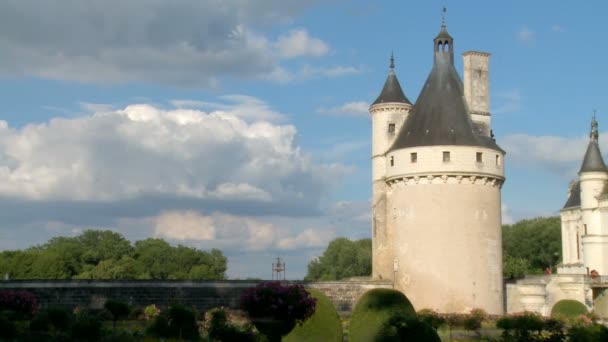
[502,216,561,275]
[305,238,371,281]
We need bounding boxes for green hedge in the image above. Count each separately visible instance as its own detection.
[348,289,416,342]
[550,300,587,319]
[283,289,342,342]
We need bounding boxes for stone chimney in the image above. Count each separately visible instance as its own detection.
[462,51,491,137]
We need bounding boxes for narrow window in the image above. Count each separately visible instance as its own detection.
[496,155,500,166]
[476,152,483,163]
[390,156,394,167]
[584,224,588,235]
[443,151,450,162]
[576,235,580,260]
[388,123,396,134]
[410,152,417,163]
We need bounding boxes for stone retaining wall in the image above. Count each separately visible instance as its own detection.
[0,280,392,316]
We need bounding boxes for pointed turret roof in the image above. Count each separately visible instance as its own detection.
[579,116,607,173]
[372,53,411,106]
[389,21,503,152]
[562,180,581,209]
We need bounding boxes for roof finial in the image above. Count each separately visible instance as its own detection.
[591,110,599,142]
[442,3,447,27]
[390,51,395,70]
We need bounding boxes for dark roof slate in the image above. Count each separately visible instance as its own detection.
[389,52,503,153]
[579,140,607,173]
[562,181,581,209]
[372,70,411,105]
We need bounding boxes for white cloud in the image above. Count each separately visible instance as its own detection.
[518,26,535,43]
[0,98,347,207]
[317,101,369,117]
[275,29,330,58]
[277,228,335,250]
[299,65,362,78]
[502,204,514,225]
[171,95,285,122]
[0,1,351,86]
[155,211,216,241]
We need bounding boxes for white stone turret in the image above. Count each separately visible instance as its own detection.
[370,54,412,280]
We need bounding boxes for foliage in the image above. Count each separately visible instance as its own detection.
[377,313,440,342]
[550,300,587,320]
[502,216,561,275]
[71,312,103,341]
[305,238,371,280]
[0,315,16,339]
[463,308,487,336]
[0,229,227,280]
[503,255,532,279]
[29,307,73,333]
[104,300,130,321]
[143,304,161,320]
[348,288,416,342]
[240,281,316,342]
[284,289,342,342]
[0,290,37,318]
[206,307,257,342]
[417,309,446,330]
[568,323,608,342]
[147,304,199,340]
[497,311,545,341]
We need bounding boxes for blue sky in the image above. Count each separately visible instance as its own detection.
[0,0,607,279]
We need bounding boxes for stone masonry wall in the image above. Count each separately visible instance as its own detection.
[0,280,392,316]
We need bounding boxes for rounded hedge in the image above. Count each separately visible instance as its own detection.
[550,300,587,319]
[348,289,416,342]
[283,289,342,342]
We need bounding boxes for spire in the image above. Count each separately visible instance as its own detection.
[579,114,607,173]
[434,4,454,64]
[441,3,446,28]
[371,52,411,106]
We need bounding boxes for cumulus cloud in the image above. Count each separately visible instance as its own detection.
[275,29,330,58]
[0,0,346,86]
[0,98,349,216]
[318,101,369,117]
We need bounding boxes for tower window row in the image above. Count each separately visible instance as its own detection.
[389,152,502,166]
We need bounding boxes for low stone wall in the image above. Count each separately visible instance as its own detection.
[0,280,392,316]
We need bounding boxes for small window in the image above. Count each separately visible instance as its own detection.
[388,123,396,134]
[390,156,394,167]
[410,152,417,163]
[443,151,450,162]
[496,155,501,166]
[476,152,483,163]
[584,224,588,235]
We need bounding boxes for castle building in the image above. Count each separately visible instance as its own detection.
[370,19,506,314]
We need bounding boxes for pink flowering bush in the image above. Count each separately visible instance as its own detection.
[0,290,37,318]
[240,281,316,342]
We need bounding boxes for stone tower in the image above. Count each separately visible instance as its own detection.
[369,54,413,280]
[371,20,506,314]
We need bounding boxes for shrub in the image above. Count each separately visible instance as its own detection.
[377,313,441,342]
[30,307,74,334]
[206,307,256,342]
[417,309,445,330]
[128,307,144,320]
[348,288,416,342]
[147,314,170,338]
[104,299,130,326]
[568,323,608,342]
[143,304,160,320]
[71,313,103,341]
[497,311,545,340]
[0,315,16,340]
[0,290,37,318]
[284,289,342,342]
[550,300,587,320]
[463,308,487,336]
[240,281,316,342]
[147,304,199,340]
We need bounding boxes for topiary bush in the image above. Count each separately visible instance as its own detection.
[147,304,199,340]
[377,313,441,342]
[569,323,608,342]
[550,300,587,320]
[284,289,342,342]
[348,288,416,342]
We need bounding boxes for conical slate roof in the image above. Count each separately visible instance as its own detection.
[372,55,411,106]
[562,181,581,209]
[389,24,503,153]
[579,117,607,173]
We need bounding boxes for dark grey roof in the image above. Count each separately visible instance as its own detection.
[389,28,503,153]
[435,24,453,40]
[563,181,581,209]
[372,70,411,105]
[579,141,607,173]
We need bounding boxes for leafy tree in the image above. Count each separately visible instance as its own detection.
[305,238,371,281]
[502,216,561,276]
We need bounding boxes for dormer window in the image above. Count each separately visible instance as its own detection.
[388,123,396,134]
[443,151,450,162]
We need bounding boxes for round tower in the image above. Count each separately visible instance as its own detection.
[370,54,413,280]
[579,116,608,275]
[383,20,505,314]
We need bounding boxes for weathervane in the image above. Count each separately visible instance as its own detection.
[272,256,286,280]
[591,110,599,142]
[390,51,395,70]
[441,2,447,26]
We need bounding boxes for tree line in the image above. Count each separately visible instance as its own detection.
[305,216,561,280]
[0,230,226,280]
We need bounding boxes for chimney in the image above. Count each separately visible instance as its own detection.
[462,51,491,137]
